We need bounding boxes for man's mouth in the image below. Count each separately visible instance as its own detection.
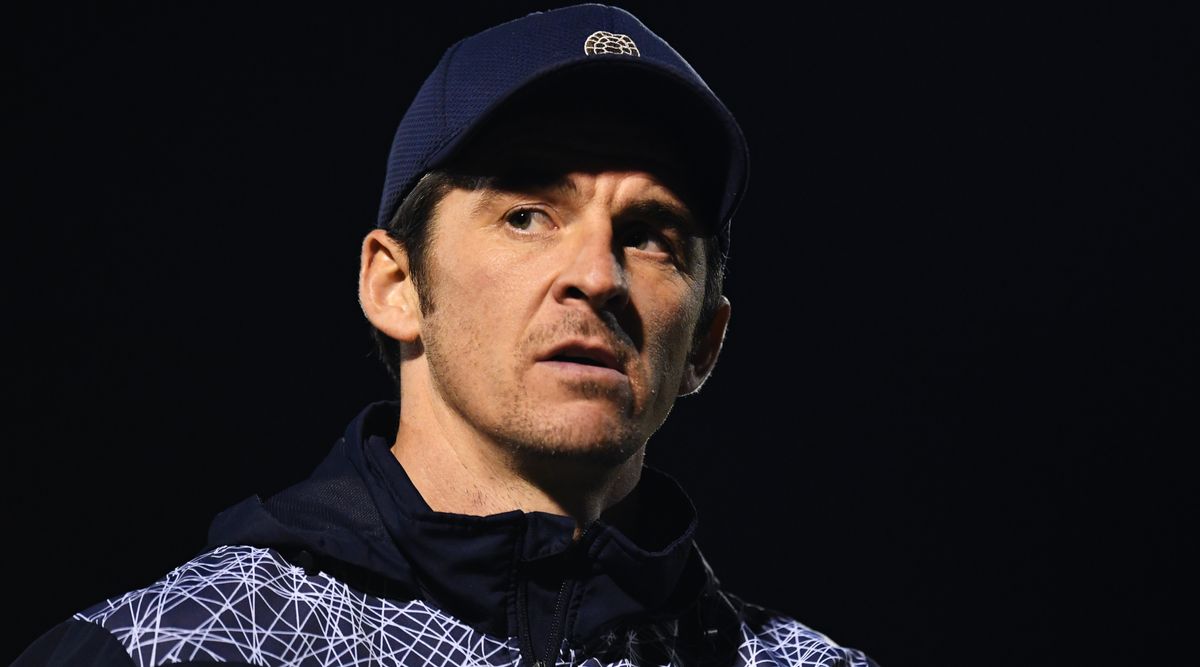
[540,343,624,374]
[550,354,610,368]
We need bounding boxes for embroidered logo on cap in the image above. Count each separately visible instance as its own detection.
[583,31,640,56]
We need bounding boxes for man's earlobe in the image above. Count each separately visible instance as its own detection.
[678,296,731,396]
[359,229,421,344]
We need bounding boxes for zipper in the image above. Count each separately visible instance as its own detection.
[524,523,593,667]
[532,578,573,667]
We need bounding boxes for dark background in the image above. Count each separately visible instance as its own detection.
[7,2,1196,665]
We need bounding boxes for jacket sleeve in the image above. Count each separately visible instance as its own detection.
[12,619,135,667]
[11,619,256,667]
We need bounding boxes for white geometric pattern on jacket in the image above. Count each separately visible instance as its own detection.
[77,545,873,667]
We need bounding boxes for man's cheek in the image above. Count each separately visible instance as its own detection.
[646,287,697,342]
[438,254,500,314]
[471,261,539,318]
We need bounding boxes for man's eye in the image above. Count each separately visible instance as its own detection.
[622,226,672,254]
[504,208,552,231]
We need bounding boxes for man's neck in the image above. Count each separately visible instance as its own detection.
[389,373,644,534]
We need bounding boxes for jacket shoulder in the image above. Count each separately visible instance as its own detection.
[55,544,511,667]
[729,594,880,667]
[29,546,302,666]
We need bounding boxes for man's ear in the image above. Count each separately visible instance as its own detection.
[359,229,422,344]
[678,295,731,396]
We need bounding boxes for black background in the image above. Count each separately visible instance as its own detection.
[7,3,1196,665]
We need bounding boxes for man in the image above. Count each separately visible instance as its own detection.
[17,5,876,666]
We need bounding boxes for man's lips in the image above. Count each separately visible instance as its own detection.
[538,340,626,375]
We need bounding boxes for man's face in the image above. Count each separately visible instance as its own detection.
[412,122,716,466]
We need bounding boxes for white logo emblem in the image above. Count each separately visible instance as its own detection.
[583,31,640,57]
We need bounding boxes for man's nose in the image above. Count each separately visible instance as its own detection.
[552,221,630,313]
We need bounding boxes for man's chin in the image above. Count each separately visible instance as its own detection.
[496,411,645,468]
[511,440,643,472]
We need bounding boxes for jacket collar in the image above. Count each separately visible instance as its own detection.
[208,400,707,647]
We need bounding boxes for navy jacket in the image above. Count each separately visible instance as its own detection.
[16,402,877,666]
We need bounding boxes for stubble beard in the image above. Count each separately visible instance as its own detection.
[421,305,651,471]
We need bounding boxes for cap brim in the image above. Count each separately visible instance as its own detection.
[426,56,749,251]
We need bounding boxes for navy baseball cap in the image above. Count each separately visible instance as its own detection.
[375,3,749,257]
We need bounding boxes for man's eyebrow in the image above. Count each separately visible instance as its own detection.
[466,174,698,236]
[617,199,699,234]
[469,173,580,218]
